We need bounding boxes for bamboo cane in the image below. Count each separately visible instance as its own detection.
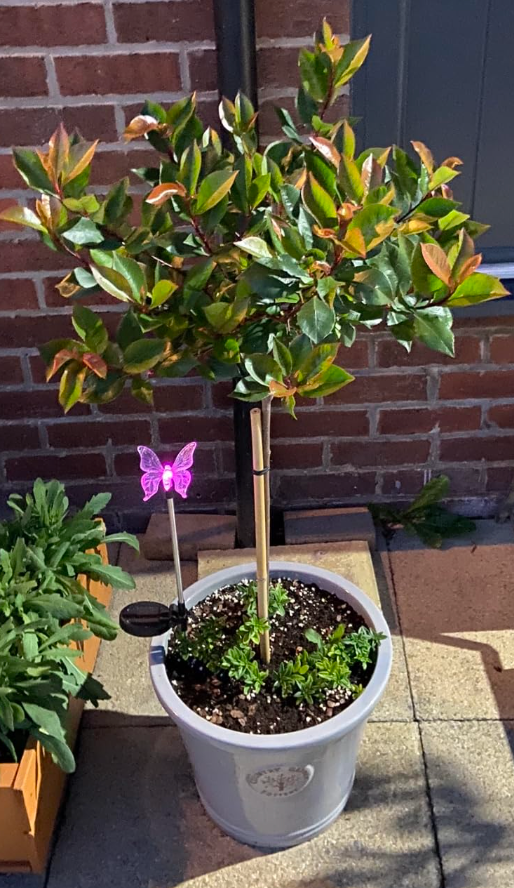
[250,407,271,665]
[261,395,272,578]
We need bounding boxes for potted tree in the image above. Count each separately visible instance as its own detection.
[1,22,508,846]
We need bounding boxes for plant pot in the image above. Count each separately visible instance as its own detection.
[150,560,393,848]
[0,544,112,874]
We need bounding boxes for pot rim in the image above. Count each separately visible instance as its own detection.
[149,560,393,750]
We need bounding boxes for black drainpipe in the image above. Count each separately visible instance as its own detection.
[213,0,258,547]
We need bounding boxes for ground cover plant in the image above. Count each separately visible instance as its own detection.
[0,480,138,771]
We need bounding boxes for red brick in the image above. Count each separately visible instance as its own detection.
[0,155,22,189]
[188,50,217,91]
[5,452,106,482]
[436,466,482,496]
[197,98,220,131]
[488,405,514,429]
[1,424,41,451]
[438,370,514,401]
[331,439,430,468]
[255,0,349,39]
[338,340,369,370]
[47,419,152,449]
[0,357,23,385]
[378,406,482,436]
[375,335,481,368]
[331,373,427,404]
[272,442,323,470]
[113,1,215,42]
[490,334,514,364]
[9,279,40,310]
[159,414,232,443]
[274,472,376,504]
[273,408,369,438]
[114,446,216,477]
[0,4,107,46]
[55,53,181,96]
[43,274,115,308]
[0,389,89,419]
[381,470,426,496]
[486,466,514,493]
[0,241,71,274]
[439,435,514,463]
[1,314,75,349]
[0,106,117,148]
[258,47,304,89]
[153,384,205,413]
[90,148,157,186]
[0,57,47,98]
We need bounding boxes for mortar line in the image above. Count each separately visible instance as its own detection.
[384,537,445,886]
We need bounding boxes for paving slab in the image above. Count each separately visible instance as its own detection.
[421,720,514,888]
[198,542,413,722]
[284,507,376,548]
[141,513,236,561]
[44,722,437,888]
[84,545,197,726]
[389,521,514,720]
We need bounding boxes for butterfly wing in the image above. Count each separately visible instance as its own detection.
[141,472,162,502]
[172,441,197,472]
[138,445,163,474]
[173,470,192,499]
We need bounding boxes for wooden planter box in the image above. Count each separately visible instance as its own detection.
[0,544,112,873]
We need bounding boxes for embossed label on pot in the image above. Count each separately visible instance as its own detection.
[246,764,314,797]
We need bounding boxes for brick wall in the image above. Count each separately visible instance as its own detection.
[0,0,512,528]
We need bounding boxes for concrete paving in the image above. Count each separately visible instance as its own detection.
[2,521,514,888]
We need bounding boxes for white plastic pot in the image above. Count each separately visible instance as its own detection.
[150,561,392,848]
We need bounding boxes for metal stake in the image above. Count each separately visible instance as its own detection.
[166,493,185,616]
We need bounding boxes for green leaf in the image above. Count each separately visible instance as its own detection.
[151,279,177,307]
[348,203,396,247]
[62,218,104,246]
[305,627,323,649]
[13,148,55,194]
[302,174,338,228]
[204,297,248,333]
[131,376,153,405]
[299,363,354,398]
[178,142,201,194]
[0,205,45,232]
[272,338,293,376]
[116,311,142,350]
[428,166,459,190]
[194,170,238,214]
[297,296,335,343]
[413,307,454,357]
[235,236,273,259]
[123,339,166,374]
[249,173,271,209]
[417,197,459,218]
[91,264,134,303]
[448,272,509,307]
[72,304,108,353]
[31,728,75,773]
[23,704,66,742]
[338,156,364,203]
[333,35,371,87]
[59,365,85,413]
[404,476,449,515]
[244,354,282,386]
[104,177,131,224]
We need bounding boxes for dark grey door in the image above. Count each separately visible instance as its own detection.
[352,0,514,265]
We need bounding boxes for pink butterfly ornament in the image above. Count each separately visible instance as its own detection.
[137,443,197,502]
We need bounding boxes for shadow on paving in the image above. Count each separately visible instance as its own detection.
[24,712,509,888]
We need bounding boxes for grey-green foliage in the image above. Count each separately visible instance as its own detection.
[369,474,476,548]
[0,479,139,772]
[173,580,384,702]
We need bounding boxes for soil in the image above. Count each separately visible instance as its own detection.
[166,577,378,735]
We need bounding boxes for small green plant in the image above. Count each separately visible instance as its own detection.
[369,474,476,548]
[172,580,384,704]
[0,479,138,771]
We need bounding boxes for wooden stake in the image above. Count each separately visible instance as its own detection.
[250,407,271,665]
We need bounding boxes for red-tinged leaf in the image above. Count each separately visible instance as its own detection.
[269,380,297,398]
[83,353,108,378]
[341,227,366,257]
[146,181,187,206]
[0,204,45,232]
[47,124,69,183]
[440,156,463,169]
[411,140,434,174]
[59,365,86,413]
[55,272,81,299]
[123,115,161,142]
[309,135,341,168]
[63,139,99,184]
[457,254,482,283]
[47,349,81,380]
[361,154,382,194]
[420,243,452,286]
[341,120,355,159]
